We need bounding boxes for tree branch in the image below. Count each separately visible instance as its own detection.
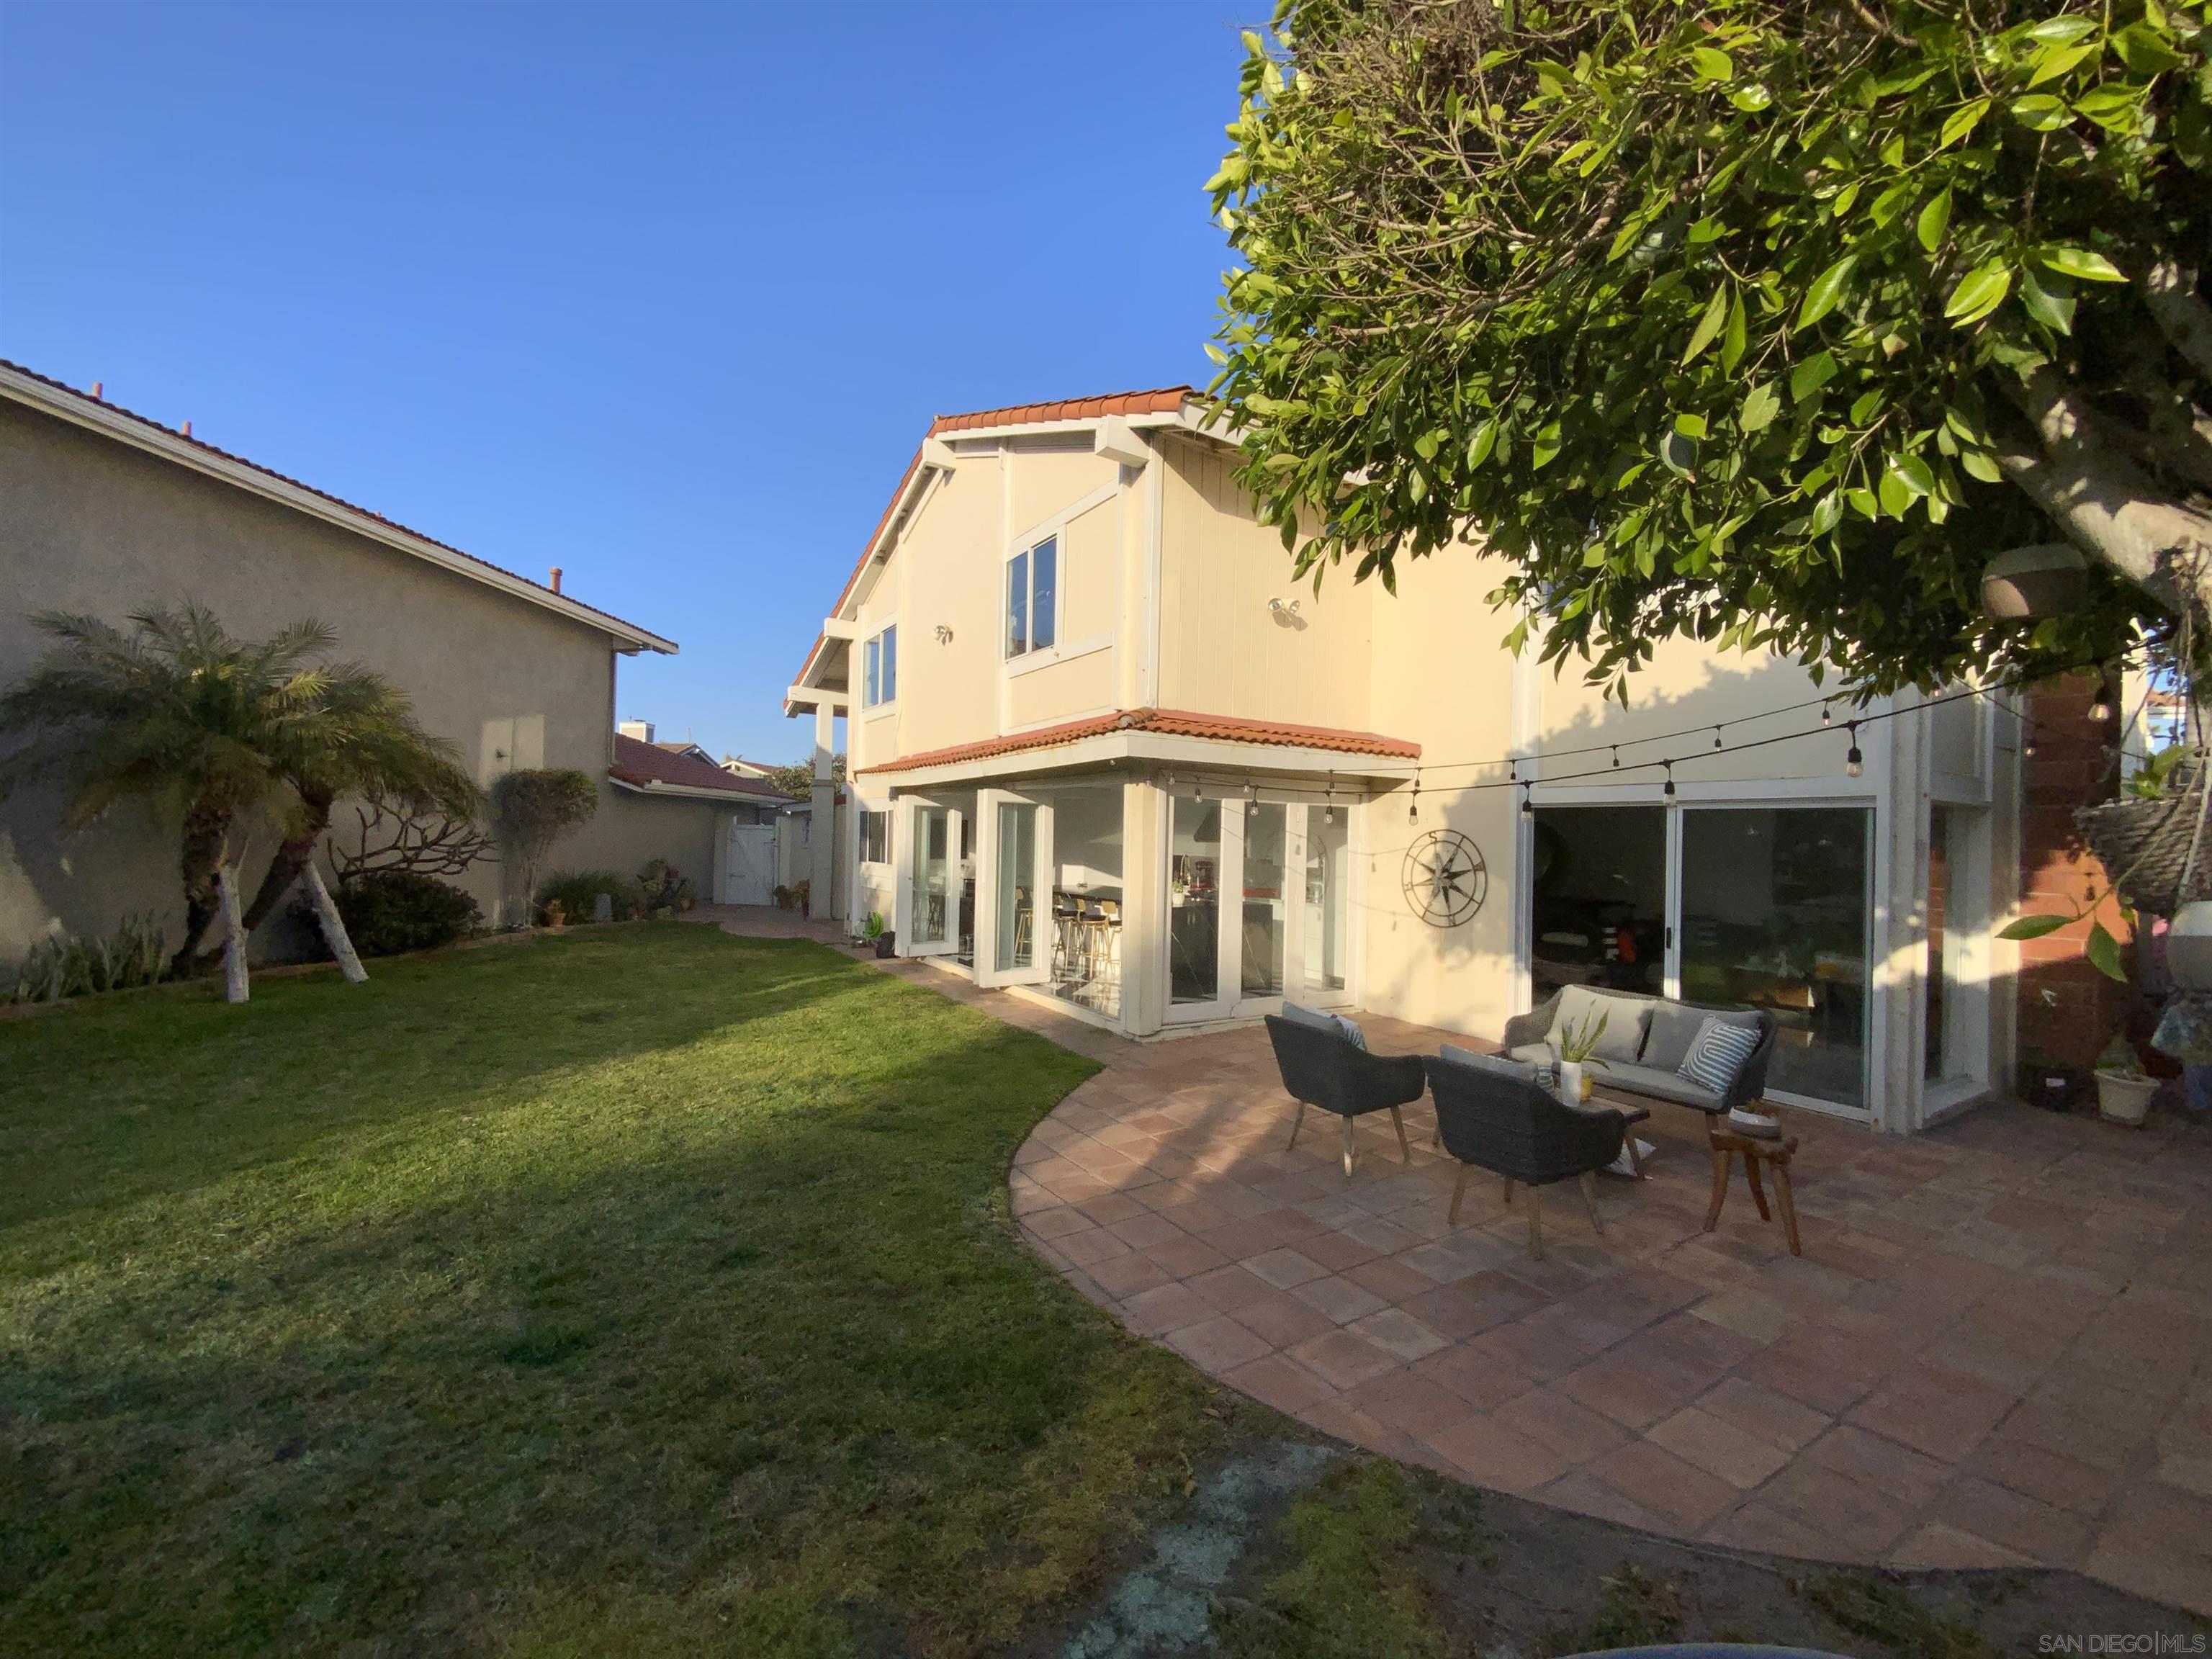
[1997,366,2212,616]
[2142,260,2212,382]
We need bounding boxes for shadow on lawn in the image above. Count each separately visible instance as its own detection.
[1,932,1228,1657]
[0,927,866,1238]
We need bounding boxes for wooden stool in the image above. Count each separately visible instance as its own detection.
[1703,1125,1802,1255]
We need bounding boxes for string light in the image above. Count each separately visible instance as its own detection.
[1662,761,1676,799]
[1845,721,1863,778]
[1712,726,1724,750]
[1519,782,1534,818]
[1822,704,1833,727]
[1610,745,1621,768]
[1324,771,1336,824]
[1408,770,1421,824]
[1245,779,1259,802]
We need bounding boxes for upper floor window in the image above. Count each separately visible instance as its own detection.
[1005,536,1057,659]
[863,624,897,709]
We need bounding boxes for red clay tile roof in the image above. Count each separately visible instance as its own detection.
[0,358,675,652]
[785,387,1198,709]
[611,733,793,800]
[856,708,1419,775]
[928,387,1191,435]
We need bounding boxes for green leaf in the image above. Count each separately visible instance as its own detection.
[2000,915,2079,942]
[2039,245,2127,282]
[2086,920,2127,981]
[1789,349,1838,403]
[1466,418,1499,469]
[1658,428,1697,477]
[1720,291,1748,371]
[2020,265,2077,333]
[1943,259,2013,325]
[1674,410,1709,439]
[1797,256,1856,329]
[2027,40,2103,86]
[2024,14,2098,43]
[1867,180,1915,228]
[2113,22,2185,73]
[2009,94,2073,131]
[1730,84,1773,112]
[1940,97,1992,148]
[1531,419,1563,469]
[1846,486,1880,520]
[1877,469,1912,517]
[1681,286,1730,364]
[1961,447,2005,483]
[1739,382,1781,432]
[1809,490,1843,535]
[1915,188,1952,253]
[1691,46,1735,83]
[1890,453,1935,496]
[2074,84,2148,130]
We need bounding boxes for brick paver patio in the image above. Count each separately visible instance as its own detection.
[1010,1012,2212,1615]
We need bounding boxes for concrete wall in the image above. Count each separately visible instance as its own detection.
[0,400,638,961]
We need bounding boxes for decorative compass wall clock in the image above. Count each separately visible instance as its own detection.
[1402,829,1488,927]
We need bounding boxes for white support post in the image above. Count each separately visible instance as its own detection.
[809,700,837,920]
[217,864,251,1004]
[302,863,369,984]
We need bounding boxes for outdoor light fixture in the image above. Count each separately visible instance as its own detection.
[1246,780,1259,802]
[1610,745,1621,769]
[2090,698,2112,722]
[1520,783,1534,818]
[1662,761,1676,799]
[1845,721,1864,778]
[1324,773,1336,824]
[1712,726,1724,750]
[935,624,953,644]
[1408,776,1421,823]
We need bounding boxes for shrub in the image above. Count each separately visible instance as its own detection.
[771,884,794,911]
[6,914,168,1004]
[490,769,598,905]
[537,868,626,923]
[314,871,482,958]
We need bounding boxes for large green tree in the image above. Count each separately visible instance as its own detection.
[1206,0,2212,695]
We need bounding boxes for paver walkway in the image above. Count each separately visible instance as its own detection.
[1006,1012,2212,1615]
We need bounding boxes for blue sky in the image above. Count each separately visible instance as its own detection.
[0,1,1255,763]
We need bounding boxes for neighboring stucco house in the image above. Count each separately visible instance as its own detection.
[0,359,724,956]
[786,387,2030,1136]
[595,726,792,904]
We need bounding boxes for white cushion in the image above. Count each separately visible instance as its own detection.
[1679,1017,1761,1095]
[1555,985,1650,1066]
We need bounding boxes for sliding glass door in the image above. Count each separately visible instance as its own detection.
[1527,801,1874,1112]
[1167,792,1346,1022]
[1678,807,1871,1110]
[974,787,1052,989]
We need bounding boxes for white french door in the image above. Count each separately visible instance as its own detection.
[1166,793,1349,1024]
[974,787,1053,988]
[894,796,963,958]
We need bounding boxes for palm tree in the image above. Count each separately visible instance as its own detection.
[234,667,478,940]
[0,605,335,974]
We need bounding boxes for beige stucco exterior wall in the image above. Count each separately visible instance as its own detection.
[0,400,639,961]
[1154,436,1375,730]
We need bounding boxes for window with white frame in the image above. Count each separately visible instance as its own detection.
[860,809,891,865]
[862,624,897,708]
[1004,536,1057,658]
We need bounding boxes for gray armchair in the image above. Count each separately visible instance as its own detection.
[1424,1053,1627,1259]
[1263,1015,1427,1177]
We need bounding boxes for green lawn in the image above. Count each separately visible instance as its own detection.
[0,926,1236,1656]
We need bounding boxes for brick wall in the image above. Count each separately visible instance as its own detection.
[2015,671,2138,1075]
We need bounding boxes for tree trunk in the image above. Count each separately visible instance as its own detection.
[302,862,368,984]
[217,864,250,1004]
[240,790,334,933]
[170,798,232,975]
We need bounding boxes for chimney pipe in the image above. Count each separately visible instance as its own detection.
[550,566,563,593]
[91,381,103,400]
[181,420,192,438]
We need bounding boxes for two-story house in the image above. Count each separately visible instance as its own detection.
[786,388,2022,1136]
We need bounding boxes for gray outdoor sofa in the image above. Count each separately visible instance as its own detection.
[1501,984,1777,1118]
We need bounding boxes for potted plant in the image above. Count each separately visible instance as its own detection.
[543,899,566,932]
[1555,1008,1609,1105]
[860,912,893,958]
[2094,1033,2159,1126]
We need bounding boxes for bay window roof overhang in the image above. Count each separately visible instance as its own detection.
[854,708,1419,792]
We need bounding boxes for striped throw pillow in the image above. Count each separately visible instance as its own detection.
[1678,1017,1761,1095]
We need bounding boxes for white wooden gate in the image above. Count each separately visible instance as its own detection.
[724,822,775,905]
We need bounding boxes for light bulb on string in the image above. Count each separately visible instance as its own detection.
[1662,761,1676,799]
[1408,773,1421,824]
[1712,726,1724,750]
[1845,721,1863,778]
[1520,783,1534,818]
[1610,745,1621,769]
[1822,704,1833,727]
[1324,771,1336,824]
